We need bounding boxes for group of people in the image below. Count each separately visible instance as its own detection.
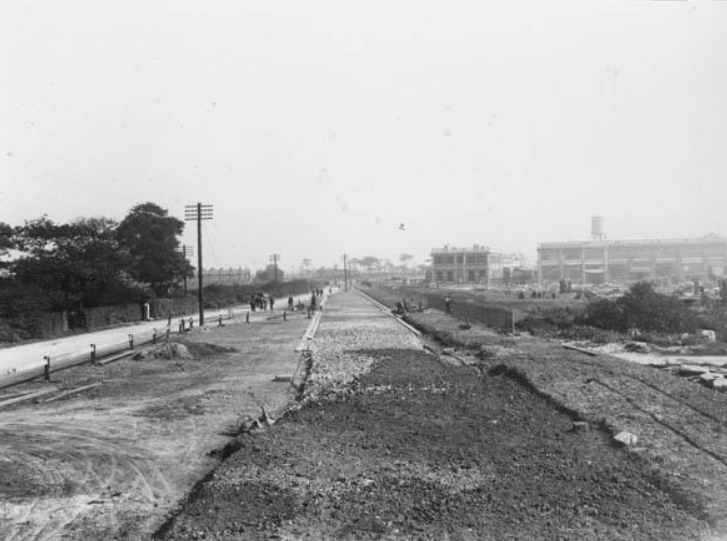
[250,289,330,315]
[310,288,325,312]
[249,293,274,312]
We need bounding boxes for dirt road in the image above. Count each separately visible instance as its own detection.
[0,309,312,541]
[158,292,712,541]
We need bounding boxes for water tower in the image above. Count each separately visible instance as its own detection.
[591,216,605,241]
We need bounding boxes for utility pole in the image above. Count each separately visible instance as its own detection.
[343,254,349,292]
[269,254,280,283]
[185,203,213,326]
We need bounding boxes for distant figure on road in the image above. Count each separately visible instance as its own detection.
[270,296,275,310]
[288,296,294,311]
[311,293,317,311]
[445,296,452,315]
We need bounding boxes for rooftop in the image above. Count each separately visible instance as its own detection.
[538,235,727,249]
[431,244,490,254]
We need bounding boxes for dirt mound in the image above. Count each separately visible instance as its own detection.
[180,340,238,357]
[133,340,237,360]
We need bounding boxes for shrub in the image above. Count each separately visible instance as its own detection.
[581,298,626,333]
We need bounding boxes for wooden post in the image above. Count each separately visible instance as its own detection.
[218,314,223,326]
[128,334,134,350]
[152,329,157,344]
[189,317,194,330]
[44,356,51,381]
[246,311,250,324]
[283,311,287,322]
[90,344,97,365]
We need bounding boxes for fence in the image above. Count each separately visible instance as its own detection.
[364,285,518,333]
[426,294,516,333]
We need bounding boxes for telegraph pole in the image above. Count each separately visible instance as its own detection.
[269,253,280,283]
[343,254,349,292]
[185,203,213,326]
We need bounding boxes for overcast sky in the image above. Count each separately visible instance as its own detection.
[1,0,725,272]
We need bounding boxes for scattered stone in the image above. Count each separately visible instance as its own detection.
[614,431,638,447]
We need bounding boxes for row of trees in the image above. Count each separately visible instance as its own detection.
[0,203,193,314]
[346,254,420,274]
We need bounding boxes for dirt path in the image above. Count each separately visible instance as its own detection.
[157,292,712,541]
[0,310,312,541]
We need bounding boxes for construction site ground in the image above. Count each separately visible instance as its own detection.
[0,309,311,541]
[157,292,718,541]
[1,291,725,540]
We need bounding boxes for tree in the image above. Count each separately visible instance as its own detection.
[618,281,694,334]
[10,215,133,309]
[360,256,380,272]
[256,264,284,283]
[116,203,193,295]
[399,253,414,272]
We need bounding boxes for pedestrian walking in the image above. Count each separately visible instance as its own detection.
[288,295,294,311]
[445,296,452,315]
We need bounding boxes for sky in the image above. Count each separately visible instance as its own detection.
[1,0,726,273]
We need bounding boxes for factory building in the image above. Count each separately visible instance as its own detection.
[431,245,527,284]
[538,218,727,285]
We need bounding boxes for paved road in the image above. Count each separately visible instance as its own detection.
[0,292,322,378]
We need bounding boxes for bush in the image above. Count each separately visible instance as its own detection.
[0,280,54,341]
[581,299,626,333]
[581,282,696,335]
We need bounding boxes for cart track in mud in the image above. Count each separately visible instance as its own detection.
[0,311,315,541]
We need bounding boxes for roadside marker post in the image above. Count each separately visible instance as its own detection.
[90,344,97,365]
[128,334,134,350]
[44,356,51,381]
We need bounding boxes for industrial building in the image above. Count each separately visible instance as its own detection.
[431,245,527,284]
[538,217,727,285]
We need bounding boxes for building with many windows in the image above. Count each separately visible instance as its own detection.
[537,235,727,285]
[430,245,527,284]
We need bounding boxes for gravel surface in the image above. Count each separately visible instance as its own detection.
[158,292,711,541]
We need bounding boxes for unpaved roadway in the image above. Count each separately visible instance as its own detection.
[2,291,723,541]
[0,293,315,378]
[158,292,713,541]
[0,309,313,541]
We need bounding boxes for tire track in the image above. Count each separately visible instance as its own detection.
[0,421,171,541]
[591,377,727,469]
